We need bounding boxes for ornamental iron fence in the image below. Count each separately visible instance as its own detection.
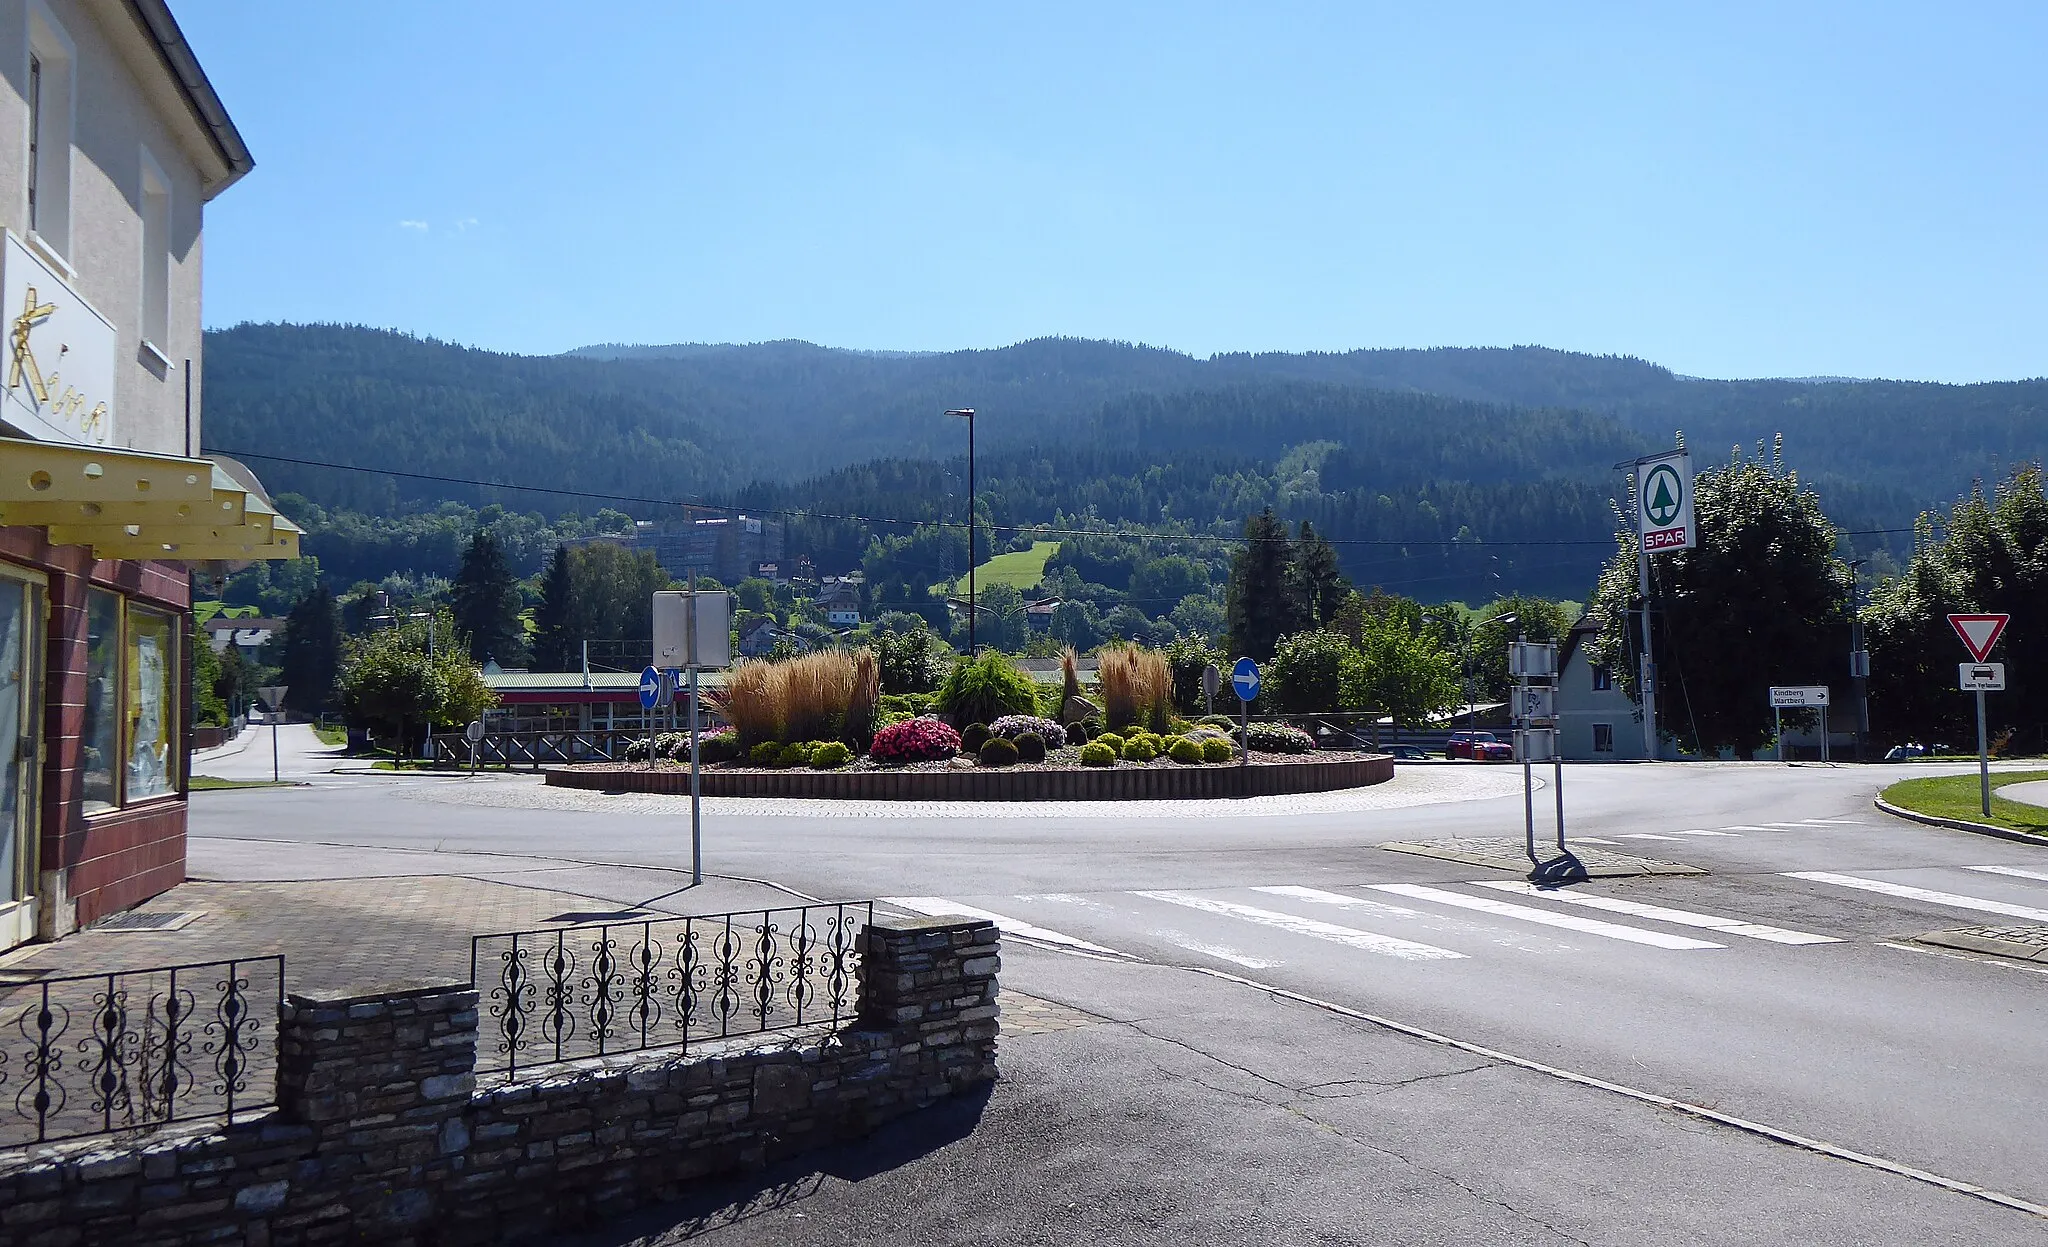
[0,956,284,1147]
[470,904,872,1077]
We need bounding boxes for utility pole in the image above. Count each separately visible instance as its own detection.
[946,409,977,652]
[1849,559,1869,762]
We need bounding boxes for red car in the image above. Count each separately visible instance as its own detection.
[1446,730,1514,761]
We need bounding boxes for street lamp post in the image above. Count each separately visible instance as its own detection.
[945,408,977,652]
[1849,558,1869,762]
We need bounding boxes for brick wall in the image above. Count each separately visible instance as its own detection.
[0,916,1000,1246]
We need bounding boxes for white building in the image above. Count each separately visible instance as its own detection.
[1555,615,1649,761]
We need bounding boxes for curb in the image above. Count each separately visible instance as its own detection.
[1872,797,2047,847]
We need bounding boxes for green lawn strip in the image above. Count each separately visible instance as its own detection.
[312,724,347,747]
[1881,769,2048,836]
[188,776,299,791]
[942,541,1058,596]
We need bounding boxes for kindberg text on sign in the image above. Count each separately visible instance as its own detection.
[1637,451,1695,555]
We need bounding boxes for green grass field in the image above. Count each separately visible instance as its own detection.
[188,776,297,791]
[944,541,1058,596]
[1881,768,2048,836]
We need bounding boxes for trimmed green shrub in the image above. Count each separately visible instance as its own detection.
[809,741,853,769]
[1168,737,1204,764]
[978,736,1020,766]
[960,722,991,753]
[1093,732,1125,757]
[776,742,814,768]
[694,730,742,763]
[1201,737,1236,763]
[1239,721,1317,754]
[749,741,784,766]
[936,652,1040,726]
[1080,741,1116,767]
[1199,714,1238,728]
[1122,734,1160,763]
[1065,721,1089,746]
[1014,732,1047,763]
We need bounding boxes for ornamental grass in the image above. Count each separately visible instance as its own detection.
[711,649,880,747]
[1098,643,1173,733]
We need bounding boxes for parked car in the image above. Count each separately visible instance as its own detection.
[1446,730,1514,761]
[1386,744,1431,760]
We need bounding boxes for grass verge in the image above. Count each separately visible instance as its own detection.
[1880,768,2048,837]
[312,724,347,747]
[943,541,1058,595]
[188,776,297,791]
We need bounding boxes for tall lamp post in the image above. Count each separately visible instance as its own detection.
[945,408,977,652]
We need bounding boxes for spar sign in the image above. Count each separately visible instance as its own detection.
[1637,451,1695,554]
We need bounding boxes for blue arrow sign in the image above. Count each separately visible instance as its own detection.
[1231,656,1261,702]
[638,665,662,710]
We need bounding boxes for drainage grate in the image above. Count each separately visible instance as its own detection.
[89,911,203,933]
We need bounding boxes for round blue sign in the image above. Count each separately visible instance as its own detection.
[638,665,663,710]
[1230,657,1261,702]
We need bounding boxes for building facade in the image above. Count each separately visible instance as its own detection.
[1555,615,1648,761]
[0,0,293,950]
[627,511,785,584]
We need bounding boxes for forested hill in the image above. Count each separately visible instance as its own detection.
[208,324,2045,516]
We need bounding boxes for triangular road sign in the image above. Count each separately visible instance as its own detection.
[1948,613,2009,662]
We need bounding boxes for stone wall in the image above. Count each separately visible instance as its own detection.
[549,752,1396,800]
[0,916,999,1246]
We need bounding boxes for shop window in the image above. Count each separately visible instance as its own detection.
[126,606,176,800]
[81,591,179,811]
[1593,723,1614,753]
[81,591,119,811]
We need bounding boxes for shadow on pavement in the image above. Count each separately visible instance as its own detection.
[557,1084,994,1245]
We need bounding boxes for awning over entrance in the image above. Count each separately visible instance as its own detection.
[0,436,300,562]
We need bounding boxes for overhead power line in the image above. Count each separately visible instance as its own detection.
[207,447,1919,548]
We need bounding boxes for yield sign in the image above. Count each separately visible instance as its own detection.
[1948,613,2010,662]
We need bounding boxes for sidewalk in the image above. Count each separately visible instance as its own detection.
[0,840,830,998]
[191,721,345,781]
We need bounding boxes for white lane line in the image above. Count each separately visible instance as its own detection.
[1800,819,1867,825]
[881,897,1127,956]
[1574,837,1621,845]
[1617,833,1684,841]
[1132,891,1466,961]
[1758,822,1817,828]
[1721,825,1783,832]
[1966,865,2048,885]
[1367,884,1723,950]
[1672,829,1740,837]
[1880,940,2048,979]
[1785,872,2048,923]
[1472,882,1840,945]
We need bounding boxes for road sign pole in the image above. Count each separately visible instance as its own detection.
[688,571,703,885]
[1978,689,1991,818]
[1821,705,1830,765]
[272,717,280,784]
[1637,543,1657,761]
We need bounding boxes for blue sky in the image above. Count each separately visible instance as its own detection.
[179,2,2047,381]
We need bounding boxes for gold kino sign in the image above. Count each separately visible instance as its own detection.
[8,286,107,440]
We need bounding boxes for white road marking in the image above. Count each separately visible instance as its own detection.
[1800,819,1866,825]
[1879,940,2048,978]
[1721,825,1782,832]
[1472,882,1840,945]
[1252,884,1575,952]
[1758,822,1818,828]
[1367,884,1723,950]
[1151,928,1280,969]
[1965,865,2048,885]
[1574,837,1621,844]
[1785,872,2048,923]
[882,897,1127,956]
[1672,829,1740,836]
[1132,891,1466,961]
[1617,833,1684,841]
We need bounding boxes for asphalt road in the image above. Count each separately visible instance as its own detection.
[190,759,2048,1242]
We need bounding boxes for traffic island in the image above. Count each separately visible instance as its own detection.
[545,752,1394,800]
[1875,769,2048,842]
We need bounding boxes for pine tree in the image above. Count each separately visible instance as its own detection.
[1224,508,1306,662]
[531,545,579,673]
[1293,520,1350,627]
[279,584,343,715]
[450,529,527,667]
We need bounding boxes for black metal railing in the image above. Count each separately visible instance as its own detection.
[431,729,638,769]
[471,904,871,1077]
[0,956,284,1146]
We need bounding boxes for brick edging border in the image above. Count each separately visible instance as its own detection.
[1873,796,2048,847]
[545,755,1395,800]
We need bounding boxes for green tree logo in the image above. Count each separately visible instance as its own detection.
[1644,465,1683,527]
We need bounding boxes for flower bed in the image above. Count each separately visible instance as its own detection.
[546,748,1394,800]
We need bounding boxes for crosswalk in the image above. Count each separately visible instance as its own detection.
[1594,817,1871,845]
[884,860,2048,974]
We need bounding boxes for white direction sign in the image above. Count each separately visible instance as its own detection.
[1636,451,1696,555]
[1769,686,1830,708]
[1948,613,2009,663]
[1959,663,2006,691]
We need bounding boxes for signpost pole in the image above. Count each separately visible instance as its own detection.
[688,571,703,886]
[1775,707,1783,763]
[1821,705,1830,764]
[1977,689,1991,818]
[1637,548,1657,761]
[272,715,281,784]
